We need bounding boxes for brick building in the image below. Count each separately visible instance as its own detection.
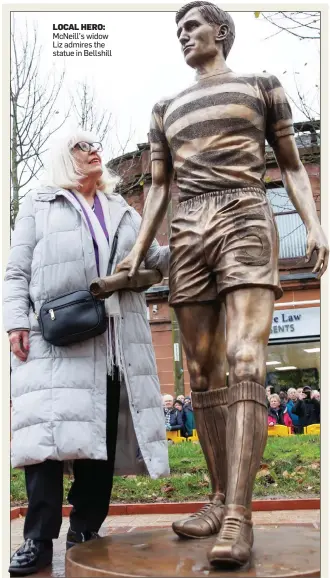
[108,121,321,397]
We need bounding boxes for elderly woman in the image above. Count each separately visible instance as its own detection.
[4,130,169,576]
[286,387,301,433]
[267,394,293,428]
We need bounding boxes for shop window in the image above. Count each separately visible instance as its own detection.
[265,341,320,392]
[266,187,307,259]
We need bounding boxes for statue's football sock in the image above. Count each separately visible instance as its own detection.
[172,388,228,539]
[208,381,267,567]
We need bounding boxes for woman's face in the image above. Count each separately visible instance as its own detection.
[72,141,103,182]
[288,389,297,401]
[174,402,182,411]
[270,397,280,409]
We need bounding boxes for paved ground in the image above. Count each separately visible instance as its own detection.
[9,510,320,577]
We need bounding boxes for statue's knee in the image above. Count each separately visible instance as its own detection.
[187,360,209,392]
[228,343,260,383]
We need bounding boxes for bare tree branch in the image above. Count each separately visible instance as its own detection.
[70,80,115,152]
[258,11,320,40]
[71,81,140,193]
[11,17,70,227]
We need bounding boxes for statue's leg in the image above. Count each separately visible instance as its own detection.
[171,301,228,539]
[208,287,274,568]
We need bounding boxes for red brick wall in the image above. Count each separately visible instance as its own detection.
[124,189,144,214]
[265,162,320,216]
[148,301,190,396]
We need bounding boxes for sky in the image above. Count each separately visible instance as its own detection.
[11,8,320,161]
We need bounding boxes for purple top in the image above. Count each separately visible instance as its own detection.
[71,192,109,275]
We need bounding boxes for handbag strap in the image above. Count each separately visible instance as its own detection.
[29,297,36,313]
[107,232,118,275]
[29,296,38,319]
[29,232,119,315]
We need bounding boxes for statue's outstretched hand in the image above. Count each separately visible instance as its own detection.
[306,224,329,278]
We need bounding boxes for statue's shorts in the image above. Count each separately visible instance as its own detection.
[168,187,283,306]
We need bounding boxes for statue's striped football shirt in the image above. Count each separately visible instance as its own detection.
[149,70,294,202]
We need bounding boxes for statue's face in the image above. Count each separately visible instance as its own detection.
[177,7,219,68]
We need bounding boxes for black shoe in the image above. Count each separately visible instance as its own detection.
[66,527,101,550]
[9,538,53,576]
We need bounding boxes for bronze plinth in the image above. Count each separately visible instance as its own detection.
[65,526,320,578]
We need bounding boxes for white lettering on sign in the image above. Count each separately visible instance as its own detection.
[174,342,180,362]
[269,307,320,340]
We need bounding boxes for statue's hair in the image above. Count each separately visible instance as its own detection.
[175,1,235,59]
[42,128,120,195]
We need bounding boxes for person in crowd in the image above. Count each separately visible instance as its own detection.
[286,388,302,434]
[174,399,184,412]
[296,387,303,396]
[174,399,186,437]
[292,386,320,427]
[279,390,288,404]
[311,390,320,401]
[265,385,275,407]
[176,394,186,404]
[4,130,170,576]
[163,394,172,407]
[182,396,196,438]
[268,394,293,428]
[163,394,184,432]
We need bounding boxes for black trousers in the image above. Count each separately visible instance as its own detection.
[23,372,120,540]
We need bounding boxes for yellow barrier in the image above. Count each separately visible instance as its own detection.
[303,424,320,435]
[186,429,199,442]
[267,425,292,437]
[167,425,320,441]
[166,430,186,443]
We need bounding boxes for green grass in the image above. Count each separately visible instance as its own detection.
[11,436,320,506]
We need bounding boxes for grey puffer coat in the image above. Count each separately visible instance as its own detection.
[3,186,170,478]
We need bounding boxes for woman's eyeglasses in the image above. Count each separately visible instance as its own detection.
[73,142,103,153]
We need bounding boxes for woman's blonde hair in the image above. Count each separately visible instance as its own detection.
[269,394,281,403]
[42,129,120,194]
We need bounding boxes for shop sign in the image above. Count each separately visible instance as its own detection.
[269,307,320,340]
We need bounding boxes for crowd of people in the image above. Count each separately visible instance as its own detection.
[163,394,196,438]
[266,386,320,433]
[164,386,320,439]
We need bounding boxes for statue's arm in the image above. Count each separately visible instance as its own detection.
[116,157,171,277]
[272,134,328,277]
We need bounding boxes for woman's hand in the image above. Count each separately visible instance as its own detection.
[9,330,30,361]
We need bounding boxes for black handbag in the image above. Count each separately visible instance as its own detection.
[29,233,118,347]
[30,290,107,347]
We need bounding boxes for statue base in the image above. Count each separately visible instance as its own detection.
[65,525,320,577]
